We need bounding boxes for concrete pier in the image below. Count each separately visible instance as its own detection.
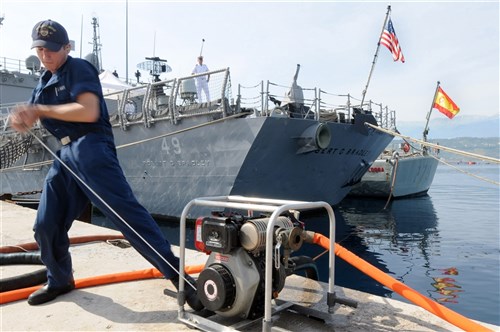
[1,201,497,331]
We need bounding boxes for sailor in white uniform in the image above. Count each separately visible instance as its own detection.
[191,56,210,102]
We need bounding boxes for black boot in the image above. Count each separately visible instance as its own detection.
[28,281,75,305]
[171,274,204,311]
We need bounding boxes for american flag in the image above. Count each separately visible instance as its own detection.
[380,18,405,63]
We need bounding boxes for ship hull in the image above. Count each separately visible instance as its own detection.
[1,64,394,218]
[1,113,393,218]
[349,154,439,198]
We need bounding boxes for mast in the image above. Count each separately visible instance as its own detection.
[422,81,440,154]
[126,0,129,82]
[360,5,391,108]
[80,15,83,58]
[90,17,103,73]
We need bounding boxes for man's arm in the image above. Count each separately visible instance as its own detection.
[10,92,100,132]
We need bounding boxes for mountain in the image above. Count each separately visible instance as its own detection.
[391,137,499,163]
[396,115,499,139]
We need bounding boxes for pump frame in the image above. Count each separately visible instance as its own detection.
[177,195,336,332]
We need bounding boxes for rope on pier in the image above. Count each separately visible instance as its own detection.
[365,122,500,164]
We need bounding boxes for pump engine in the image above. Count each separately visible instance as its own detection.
[194,213,307,319]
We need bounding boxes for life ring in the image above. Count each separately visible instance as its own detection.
[403,143,410,153]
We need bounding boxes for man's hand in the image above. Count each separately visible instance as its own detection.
[10,104,40,132]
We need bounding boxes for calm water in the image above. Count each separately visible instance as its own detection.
[92,163,500,326]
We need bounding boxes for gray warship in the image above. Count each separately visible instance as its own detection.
[0,15,395,217]
[0,60,394,218]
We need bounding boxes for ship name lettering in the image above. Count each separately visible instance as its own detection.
[143,159,210,167]
[315,147,369,156]
[169,160,211,167]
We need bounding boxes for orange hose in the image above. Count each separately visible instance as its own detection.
[2,233,492,331]
[1,235,205,304]
[312,233,492,332]
[0,264,205,304]
[0,235,126,253]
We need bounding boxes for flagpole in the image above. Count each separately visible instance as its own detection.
[360,5,391,109]
[422,81,440,153]
[125,0,129,83]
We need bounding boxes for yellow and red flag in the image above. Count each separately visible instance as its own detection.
[433,87,460,119]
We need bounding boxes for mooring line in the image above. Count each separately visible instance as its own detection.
[428,153,500,186]
[383,157,399,209]
[365,122,500,164]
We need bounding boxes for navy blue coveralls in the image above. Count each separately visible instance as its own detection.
[31,56,179,288]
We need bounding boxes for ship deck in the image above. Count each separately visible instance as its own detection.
[1,201,496,331]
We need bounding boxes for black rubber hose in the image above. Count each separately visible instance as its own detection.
[0,252,46,292]
[1,268,47,292]
[289,255,319,281]
[0,252,43,265]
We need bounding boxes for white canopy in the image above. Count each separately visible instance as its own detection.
[99,70,133,94]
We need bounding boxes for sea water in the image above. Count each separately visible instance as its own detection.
[304,163,500,326]
[92,163,500,326]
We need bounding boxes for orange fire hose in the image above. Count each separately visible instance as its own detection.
[0,235,126,253]
[1,233,493,331]
[0,264,205,304]
[311,232,492,332]
[0,235,204,304]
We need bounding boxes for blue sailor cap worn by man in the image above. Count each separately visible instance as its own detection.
[31,19,69,52]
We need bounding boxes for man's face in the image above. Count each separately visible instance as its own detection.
[35,45,69,73]
[198,57,203,65]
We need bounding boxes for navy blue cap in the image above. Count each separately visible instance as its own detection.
[31,20,69,52]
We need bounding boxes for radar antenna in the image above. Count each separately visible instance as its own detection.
[136,57,172,82]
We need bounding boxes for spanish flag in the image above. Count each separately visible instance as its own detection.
[433,87,460,119]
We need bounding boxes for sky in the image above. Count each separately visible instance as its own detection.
[0,1,498,125]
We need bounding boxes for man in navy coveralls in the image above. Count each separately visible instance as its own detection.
[10,19,203,311]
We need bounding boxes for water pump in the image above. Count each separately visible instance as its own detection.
[194,213,307,319]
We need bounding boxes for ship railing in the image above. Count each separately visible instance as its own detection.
[0,56,42,76]
[317,90,353,123]
[236,80,397,129]
[0,103,17,119]
[104,84,150,130]
[106,68,233,130]
[0,102,50,171]
[348,98,397,130]
[237,80,358,123]
[170,68,232,124]
[0,103,47,135]
[265,81,318,119]
[237,81,318,120]
[366,100,397,130]
[0,108,10,134]
[236,81,265,117]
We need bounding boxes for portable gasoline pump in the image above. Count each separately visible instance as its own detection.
[194,213,307,319]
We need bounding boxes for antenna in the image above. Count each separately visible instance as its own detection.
[200,38,205,57]
[153,31,156,57]
[137,56,171,82]
[125,0,129,82]
[79,15,83,58]
[89,17,103,72]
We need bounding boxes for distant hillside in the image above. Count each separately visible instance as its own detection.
[397,115,499,139]
[392,137,499,162]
